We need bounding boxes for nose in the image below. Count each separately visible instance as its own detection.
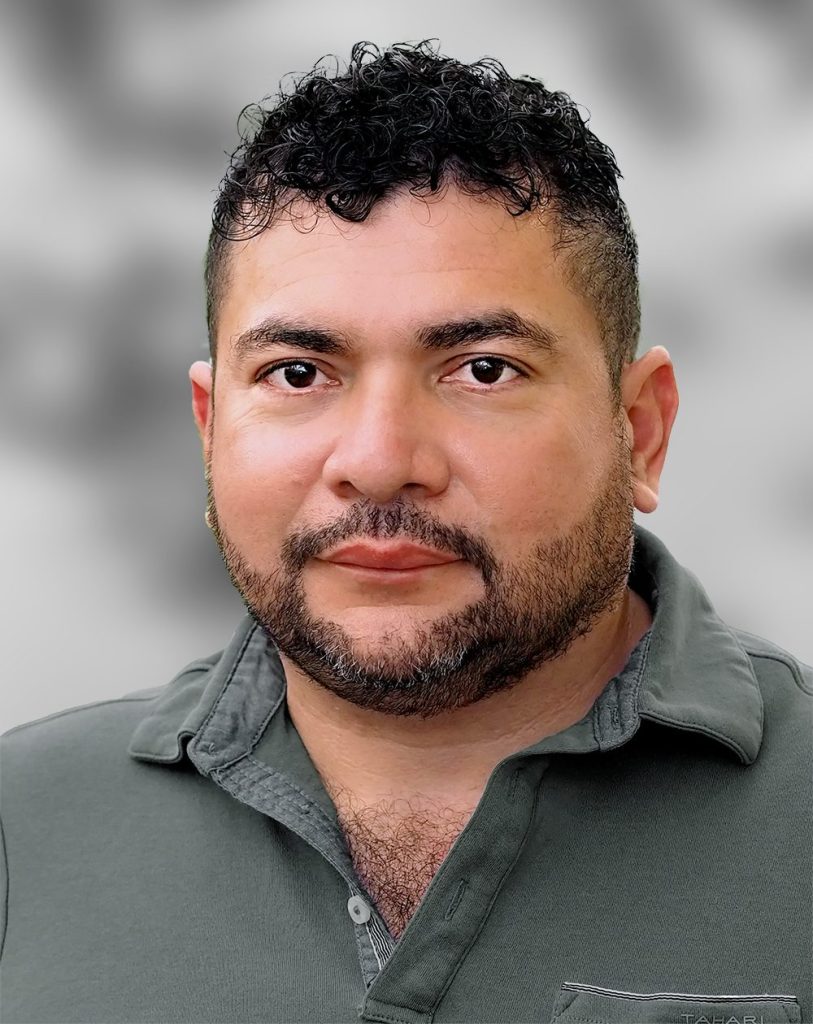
[321,372,451,503]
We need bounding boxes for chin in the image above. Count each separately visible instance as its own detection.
[327,604,439,642]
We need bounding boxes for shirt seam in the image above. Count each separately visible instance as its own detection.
[1,695,161,739]
[561,982,799,1001]
[0,810,8,965]
[742,648,813,696]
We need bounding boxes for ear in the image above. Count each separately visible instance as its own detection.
[189,360,213,458]
[620,346,679,514]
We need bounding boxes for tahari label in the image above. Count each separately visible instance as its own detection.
[678,1015,764,1024]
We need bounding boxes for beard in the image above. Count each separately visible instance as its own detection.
[205,422,635,720]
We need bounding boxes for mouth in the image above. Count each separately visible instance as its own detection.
[319,541,462,572]
[324,560,462,582]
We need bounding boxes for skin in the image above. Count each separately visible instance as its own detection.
[189,185,679,823]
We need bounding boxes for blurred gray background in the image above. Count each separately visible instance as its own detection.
[2,0,811,732]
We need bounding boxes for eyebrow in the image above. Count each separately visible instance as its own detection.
[230,308,562,364]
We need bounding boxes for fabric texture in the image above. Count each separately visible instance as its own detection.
[1,525,811,1024]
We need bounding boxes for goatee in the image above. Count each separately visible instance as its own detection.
[205,425,635,719]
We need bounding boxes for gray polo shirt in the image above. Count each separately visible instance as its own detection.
[1,525,811,1023]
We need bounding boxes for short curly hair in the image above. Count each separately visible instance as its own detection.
[206,39,640,398]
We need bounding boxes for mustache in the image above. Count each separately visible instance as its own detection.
[281,498,497,583]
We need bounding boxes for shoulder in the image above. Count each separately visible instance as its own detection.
[1,689,163,760]
[0,651,221,769]
[0,651,225,965]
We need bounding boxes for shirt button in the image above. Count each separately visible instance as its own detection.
[347,895,371,923]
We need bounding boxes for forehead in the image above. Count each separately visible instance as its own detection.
[216,187,601,358]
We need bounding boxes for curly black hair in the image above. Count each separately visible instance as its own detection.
[206,39,640,396]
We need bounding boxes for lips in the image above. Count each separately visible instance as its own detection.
[320,542,460,570]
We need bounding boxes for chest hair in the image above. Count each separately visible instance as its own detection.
[330,790,477,941]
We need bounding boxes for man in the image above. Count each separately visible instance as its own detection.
[1,39,810,1024]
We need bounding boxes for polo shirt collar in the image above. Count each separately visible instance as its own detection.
[629,526,763,764]
[127,525,763,769]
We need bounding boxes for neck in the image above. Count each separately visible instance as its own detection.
[282,585,652,809]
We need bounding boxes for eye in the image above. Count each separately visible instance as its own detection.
[452,357,525,387]
[257,360,331,391]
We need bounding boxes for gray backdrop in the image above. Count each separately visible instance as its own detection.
[2,0,811,732]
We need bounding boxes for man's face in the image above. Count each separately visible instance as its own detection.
[197,187,638,719]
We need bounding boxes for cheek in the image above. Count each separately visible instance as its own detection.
[210,422,320,551]
[466,415,602,541]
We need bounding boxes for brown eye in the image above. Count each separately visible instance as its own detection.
[259,360,328,390]
[470,358,504,384]
[464,357,521,386]
[281,362,318,388]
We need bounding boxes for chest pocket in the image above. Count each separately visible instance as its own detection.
[550,981,802,1024]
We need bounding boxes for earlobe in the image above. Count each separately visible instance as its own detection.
[621,347,679,515]
[189,360,214,450]
[632,475,660,515]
